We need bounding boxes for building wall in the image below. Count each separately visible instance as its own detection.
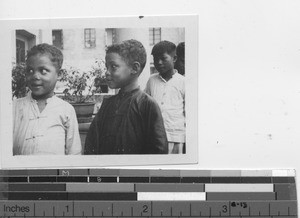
[13,27,184,90]
[62,29,107,71]
[161,28,185,46]
[37,29,51,44]
[13,27,184,70]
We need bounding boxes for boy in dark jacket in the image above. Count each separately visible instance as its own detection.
[84,39,168,154]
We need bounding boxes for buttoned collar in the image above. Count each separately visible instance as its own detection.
[27,91,56,104]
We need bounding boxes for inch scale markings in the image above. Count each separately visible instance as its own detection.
[0,200,297,217]
[0,169,297,218]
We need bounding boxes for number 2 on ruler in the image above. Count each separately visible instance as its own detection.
[143,205,148,213]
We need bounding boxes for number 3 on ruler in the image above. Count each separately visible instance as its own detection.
[222,205,228,213]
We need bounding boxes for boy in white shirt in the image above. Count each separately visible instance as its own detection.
[13,43,81,155]
[145,41,185,154]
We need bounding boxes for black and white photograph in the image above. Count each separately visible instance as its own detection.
[1,15,198,168]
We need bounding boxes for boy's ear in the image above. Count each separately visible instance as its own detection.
[173,54,178,63]
[132,62,141,74]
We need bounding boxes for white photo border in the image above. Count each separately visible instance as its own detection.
[0,15,198,169]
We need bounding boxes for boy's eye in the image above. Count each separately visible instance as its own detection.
[26,69,34,75]
[41,69,48,75]
[108,65,117,71]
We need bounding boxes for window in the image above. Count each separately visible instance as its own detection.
[84,28,96,48]
[16,30,36,63]
[149,28,161,46]
[52,30,63,49]
[16,39,26,63]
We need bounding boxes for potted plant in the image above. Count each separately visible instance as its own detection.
[58,59,106,123]
[12,62,29,99]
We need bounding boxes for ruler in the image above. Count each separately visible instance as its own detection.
[0,169,297,218]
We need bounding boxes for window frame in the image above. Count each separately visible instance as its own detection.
[52,29,63,49]
[149,28,161,46]
[84,28,96,48]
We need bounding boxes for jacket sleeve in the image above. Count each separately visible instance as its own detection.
[84,113,99,154]
[143,96,168,154]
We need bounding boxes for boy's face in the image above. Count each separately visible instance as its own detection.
[26,54,58,100]
[153,52,176,75]
[105,52,134,89]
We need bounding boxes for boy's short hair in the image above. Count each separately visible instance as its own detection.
[106,39,147,71]
[151,40,176,57]
[26,43,63,70]
[176,42,185,58]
